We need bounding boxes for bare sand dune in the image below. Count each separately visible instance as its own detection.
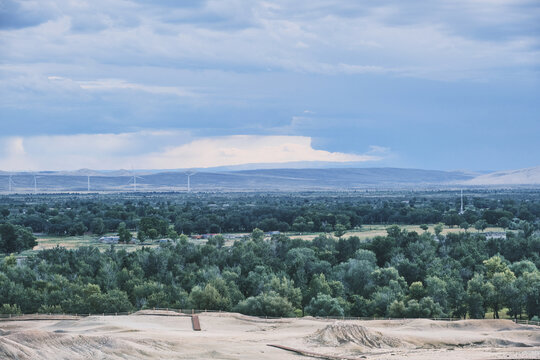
[310,323,403,348]
[1,312,539,360]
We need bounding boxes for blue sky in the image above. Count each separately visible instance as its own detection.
[0,0,539,171]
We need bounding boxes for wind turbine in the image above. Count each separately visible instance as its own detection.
[33,174,40,194]
[185,171,197,192]
[128,169,144,192]
[8,173,15,193]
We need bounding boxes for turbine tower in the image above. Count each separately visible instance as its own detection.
[8,174,15,193]
[87,175,90,192]
[185,171,197,192]
[33,175,38,194]
[128,170,144,192]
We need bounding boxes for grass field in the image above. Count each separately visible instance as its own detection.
[19,233,158,256]
[287,224,506,241]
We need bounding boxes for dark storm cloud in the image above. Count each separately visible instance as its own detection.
[0,0,57,29]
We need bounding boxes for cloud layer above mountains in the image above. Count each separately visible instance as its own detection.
[1,0,538,170]
[0,132,386,171]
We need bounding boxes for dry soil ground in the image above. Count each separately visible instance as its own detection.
[1,311,539,360]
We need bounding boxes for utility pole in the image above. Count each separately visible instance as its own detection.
[459,189,464,215]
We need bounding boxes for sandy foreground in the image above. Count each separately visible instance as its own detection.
[1,311,539,360]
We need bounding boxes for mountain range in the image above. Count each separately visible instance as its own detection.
[0,166,538,193]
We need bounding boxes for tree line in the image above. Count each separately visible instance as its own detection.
[0,191,538,238]
[1,226,539,320]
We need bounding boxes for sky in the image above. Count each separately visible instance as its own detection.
[0,0,539,172]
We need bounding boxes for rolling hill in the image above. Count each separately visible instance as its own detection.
[0,166,537,193]
[466,166,540,185]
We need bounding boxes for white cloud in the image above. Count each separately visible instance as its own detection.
[139,135,381,169]
[45,76,196,97]
[6,137,25,156]
[1,0,537,83]
[0,137,28,170]
[77,79,196,97]
[0,132,383,171]
[367,145,391,154]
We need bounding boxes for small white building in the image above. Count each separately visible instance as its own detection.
[484,231,507,240]
[99,236,120,244]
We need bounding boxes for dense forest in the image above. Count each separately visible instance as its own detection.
[0,227,539,320]
[0,191,539,320]
[0,190,538,238]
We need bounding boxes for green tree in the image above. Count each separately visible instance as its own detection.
[487,270,515,319]
[264,276,302,309]
[117,222,132,243]
[207,234,225,248]
[38,304,63,314]
[425,276,450,315]
[68,221,87,236]
[0,223,36,253]
[467,274,493,319]
[305,294,344,317]
[137,229,147,243]
[189,284,229,310]
[167,227,179,241]
[433,223,444,237]
[305,273,332,305]
[350,295,372,317]
[234,291,295,317]
[505,282,523,320]
[251,228,265,242]
[139,216,168,237]
[15,226,37,251]
[0,304,21,315]
[408,281,425,301]
[483,256,510,278]
[333,224,347,238]
[497,217,511,229]
[510,260,537,277]
[418,297,443,318]
[474,220,488,233]
[387,300,406,318]
[90,218,106,235]
[0,223,18,253]
[147,228,159,240]
[520,270,540,319]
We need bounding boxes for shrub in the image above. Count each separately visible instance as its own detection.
[234,292,295,317]
[0,304,22,315]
